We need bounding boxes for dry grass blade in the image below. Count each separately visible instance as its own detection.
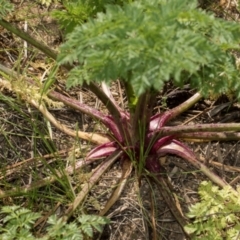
[63,150,123,221]
[0,148,72,181]
[0,175,57,199]
[155,176,190,239]
[0,157,103,199]
[99,159,133,216]
[198,158,240,173]
[150,190,157,240]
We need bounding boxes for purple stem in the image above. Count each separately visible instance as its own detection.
[158,123,240,134]
[85,82,129,140]
[149,123,240,140]
[150,135,175,153]
[131,92,153,145]
[177,132,240,141]
[49,90,123,141]
[86,141,117,159]
[157,140,229,188]
[145,154,162,173]
[149,93,202,131]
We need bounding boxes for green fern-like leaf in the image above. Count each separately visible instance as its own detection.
[58,0,240,98]
[47,215,83,240]
[0,206,109,240]
[185,181,240,239]
[0,206,40,240]
[77,214,110,237]
[1,206,41,228]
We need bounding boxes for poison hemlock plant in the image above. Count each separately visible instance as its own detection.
[185,181,240,239]
[0,205,109,240]
[55,0,240,184]
[49,0,240,226]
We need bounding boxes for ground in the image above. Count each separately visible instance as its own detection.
[1,1,240,239]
